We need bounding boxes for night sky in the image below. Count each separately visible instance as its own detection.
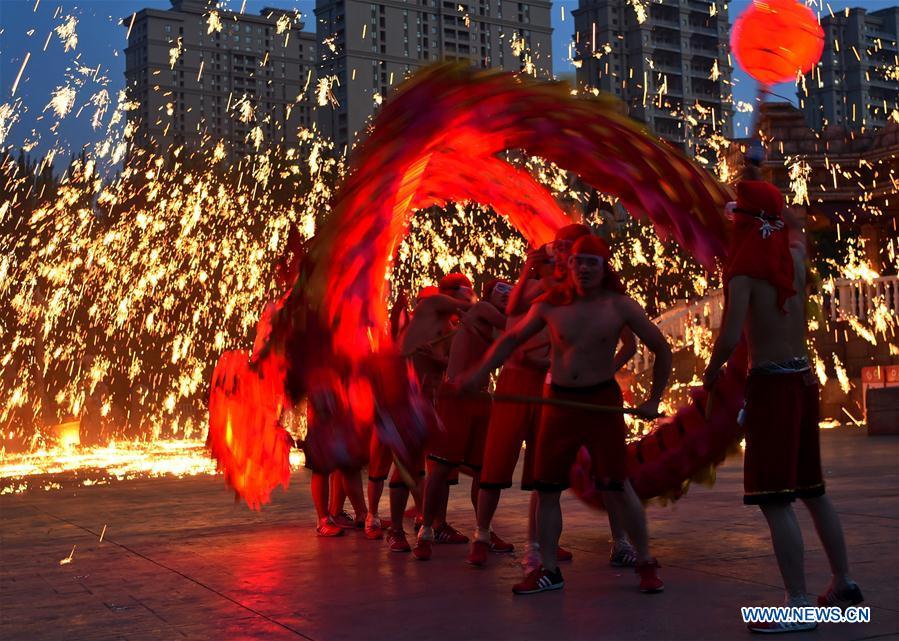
[1,0,895,161]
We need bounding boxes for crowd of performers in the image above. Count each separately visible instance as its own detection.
[280,160,864,633]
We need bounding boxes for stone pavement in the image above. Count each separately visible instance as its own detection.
[1,429,897,641]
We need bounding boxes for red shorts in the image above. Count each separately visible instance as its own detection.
[368,431,425,488]
[743,368,825,504]
[430,382,491,470]
[533,380,627,492]
[480,366,546,491]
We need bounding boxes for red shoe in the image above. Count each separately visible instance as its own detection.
[557,546,573,562]
[404,508,418,519]
[316,517,344,537]
[512,566,564,595]
[467,540,489,566]
[489,531,514,554]
[386,528,410,552]
[636,559,664,593]
[434,523,469,544]
[817,581,864,609]
[364,516,383,540]
[331,511,362,530]
[412,538,432,560]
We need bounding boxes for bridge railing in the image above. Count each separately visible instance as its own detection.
[633,289,724,374]
[829,275,899,322]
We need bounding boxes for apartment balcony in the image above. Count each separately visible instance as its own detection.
[652,37,681,52]
[687,22,718,37]
[655,60,682,74]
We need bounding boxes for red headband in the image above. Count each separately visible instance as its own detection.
[439,272,473,292]
[570,234,611,261]
[725,180,795,311]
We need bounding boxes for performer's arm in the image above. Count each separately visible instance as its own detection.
[421,293,473,314]
[613,327,637,372]
[470,300,507,331]
[506,250,545,316]
[459,304,547,391]
[621,298,672,418]
[703,277,751,388]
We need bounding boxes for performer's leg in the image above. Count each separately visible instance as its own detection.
[312,472,342,537]
[475,487,501,535]
[421,461,452,535]
[410,476,424,514]
[521,491,541,571]
[603,481,650,562]
[389,485,410,531]
[328,472,345,517]
[802,496,850,588]
[470,473,480,514]
[536,490,562,573]
[368,479,384,519]
[312,472,329,521]
[760,502,807,602]
[342,469,368,522]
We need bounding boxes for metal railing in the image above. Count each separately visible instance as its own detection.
[829,276,899,322]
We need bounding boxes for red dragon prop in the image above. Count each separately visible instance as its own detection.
[207,64,743,510]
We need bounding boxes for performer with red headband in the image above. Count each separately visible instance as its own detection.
[704,153,862,632]
[382,276,474,552]
[502,224,641,570]
[460,234,671,594]
[413,278,512,561]
[466,245,562,567]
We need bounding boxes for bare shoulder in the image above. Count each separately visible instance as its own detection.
[612,293,645,318]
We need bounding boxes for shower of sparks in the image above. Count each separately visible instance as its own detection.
[99,524,107,542]
[54,15,78,52]
[1,0,894,490]
[206,10,223,34]
[45,85,76,118]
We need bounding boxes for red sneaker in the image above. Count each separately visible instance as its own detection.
[364,516,383,540]
[636,559,664,593]
[489,531,514,553]
[331,511,362,530]
[512,566,564,595]
[434,523,469,544]
[467,540,489,566]
[316,518,344,537]
[386,528,410,552]
[817,582,864,609]
[557,546,573,562]
[412,538,432,560]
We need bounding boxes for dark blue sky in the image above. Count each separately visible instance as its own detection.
[1,0,895,160]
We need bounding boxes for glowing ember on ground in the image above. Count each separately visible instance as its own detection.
[0,438,306,495]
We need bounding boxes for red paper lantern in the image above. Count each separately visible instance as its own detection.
[731,0,824,86]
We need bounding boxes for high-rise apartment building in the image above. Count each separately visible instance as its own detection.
[315,0,553,151]
[122,0,317,156]
[801,7,898,132]
[572,0,733,161]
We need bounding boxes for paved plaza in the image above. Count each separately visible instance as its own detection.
[1,429,897,641]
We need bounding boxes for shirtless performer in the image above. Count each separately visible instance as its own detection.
[383,276,474,552]
[467,245,558,566]
[703,156,861,633]
[460,234,671,594]
[413,279,512,561]
[506,224,641,569]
